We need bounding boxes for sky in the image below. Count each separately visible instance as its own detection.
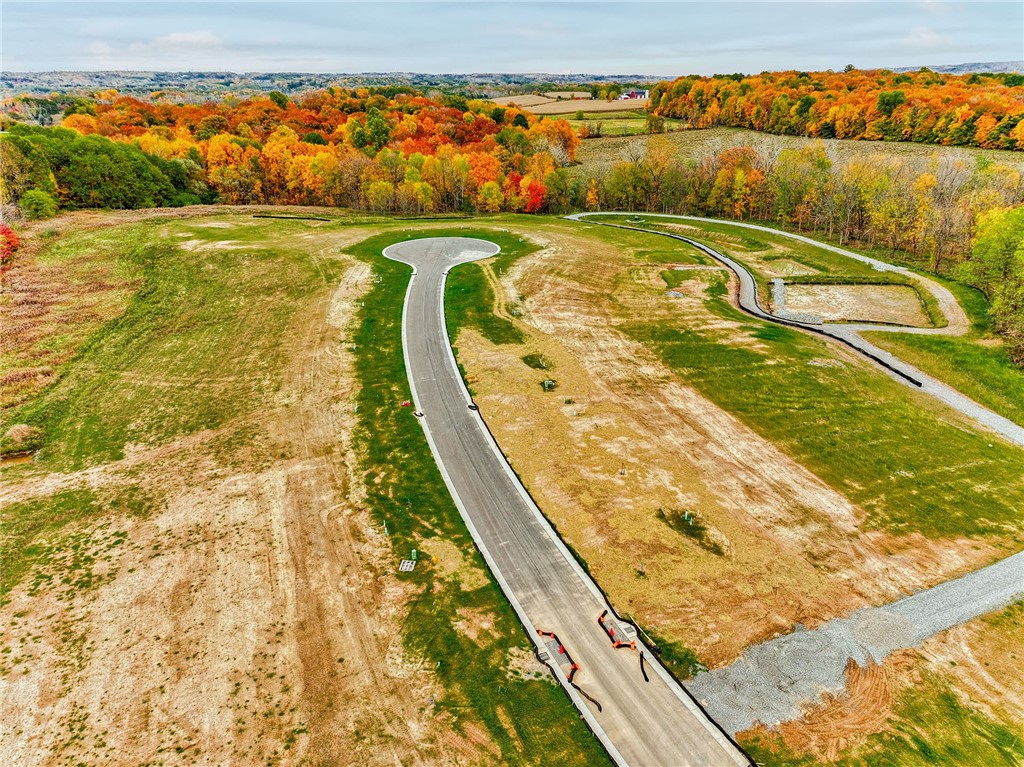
[2,1,1022,76]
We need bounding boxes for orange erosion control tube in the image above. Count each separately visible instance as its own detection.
[537,628,602,712]
[598,610,636,651]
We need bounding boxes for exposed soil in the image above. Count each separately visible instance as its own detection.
[738,599,1024,762]
[0,216,498,766]
[784,283,931,327]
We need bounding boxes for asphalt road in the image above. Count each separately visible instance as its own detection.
[384,237,751,767]
[566,212,1024,447]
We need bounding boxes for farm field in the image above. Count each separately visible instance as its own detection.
[564,111,688,137]
[532,98,648,114]
[0,211,608,767]
[490,94,650,114]
[439,215,1024,765]
[574,125,1024,172]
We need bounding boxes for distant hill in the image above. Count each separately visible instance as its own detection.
[0,71,662,99]
[891,61,1023,74]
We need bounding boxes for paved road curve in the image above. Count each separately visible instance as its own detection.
[384,237,751,767]
[567,212,1024,447]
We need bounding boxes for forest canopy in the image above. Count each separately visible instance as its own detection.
[648,69,1024,149]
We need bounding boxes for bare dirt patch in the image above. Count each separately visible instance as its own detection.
[785,283,931,327]
[741,655,909,761]
[0,220,498,766]
[738,600,1024,763]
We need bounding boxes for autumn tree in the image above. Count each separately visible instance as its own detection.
[962,206,1024,362]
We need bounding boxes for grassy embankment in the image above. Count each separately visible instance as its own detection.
[345,226,612,767]
[863,283,1024,428]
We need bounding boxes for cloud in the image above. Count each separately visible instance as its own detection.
[128,30,224,54]
[87,42,114,57]
[84,29,225,68]
[904,25,946,47]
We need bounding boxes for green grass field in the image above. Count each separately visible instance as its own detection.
[863,279,1024,428]
[440,229,538,345]
[6,218,345,470]
[865,333,1024,428]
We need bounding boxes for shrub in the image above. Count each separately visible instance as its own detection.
[19,189,58,220]
[0,223,21,267]
[169,192,202,207]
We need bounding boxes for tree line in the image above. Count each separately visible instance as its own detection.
[0,89,580,217]
[649,69,1024,150]
[1,83,1022,363]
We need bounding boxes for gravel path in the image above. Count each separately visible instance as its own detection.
[566,212,1024,447]
[686,549,1024,734]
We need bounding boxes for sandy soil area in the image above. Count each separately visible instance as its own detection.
[450,222,998,669]
[0,220,495,766]
[785,283,931,327]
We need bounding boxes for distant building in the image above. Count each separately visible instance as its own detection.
[619,89,649,100]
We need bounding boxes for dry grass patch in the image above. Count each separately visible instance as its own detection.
[0,215,498,767]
